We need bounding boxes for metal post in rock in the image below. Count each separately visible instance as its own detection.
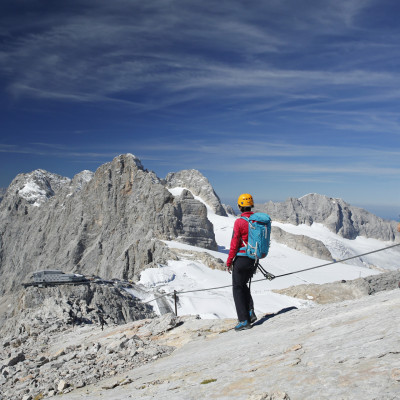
[174,290,178,316]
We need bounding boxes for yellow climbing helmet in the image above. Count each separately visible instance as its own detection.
[238,193,254,207]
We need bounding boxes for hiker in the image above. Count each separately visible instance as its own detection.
[96,308,107,331]
[98,313,106,331]
[226,193,258,331]
[398,222,400,232]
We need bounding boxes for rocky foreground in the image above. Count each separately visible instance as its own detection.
[0,282,157,399]
[58,289,399,400]
[2,282,398,400]
[0,311,181,400]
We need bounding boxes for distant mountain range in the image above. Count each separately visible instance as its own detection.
[255,193,398,241]
[0,154,397,298]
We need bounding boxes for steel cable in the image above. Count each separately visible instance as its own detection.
[140,243,400,304]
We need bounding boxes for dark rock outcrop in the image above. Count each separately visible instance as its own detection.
[274,270,400,304]
[272,226,333,261]
[222,204,236,216]
[1,282,156,338]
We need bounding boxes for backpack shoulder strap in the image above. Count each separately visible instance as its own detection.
[238,216,250,253]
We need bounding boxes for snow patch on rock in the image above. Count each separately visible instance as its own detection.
[19,180,49,207]
[165,169,227,216]
[16,169,71,207]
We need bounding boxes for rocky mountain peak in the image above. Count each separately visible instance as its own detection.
[0,154,217,296]
[7,169,71,207]
[70,170,94,191]
[122,153,145,170]
[256,194,398,241]
[299,192,350,210]
[165,169,227,216]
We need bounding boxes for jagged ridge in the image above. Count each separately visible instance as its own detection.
[256,193,397,241]
[0,155,218,296]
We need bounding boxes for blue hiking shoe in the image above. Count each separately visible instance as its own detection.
[234,320,252,331]
[249,309,257,324]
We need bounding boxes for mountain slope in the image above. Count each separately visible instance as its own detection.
[61,289,400,400]
[0,188,6,203]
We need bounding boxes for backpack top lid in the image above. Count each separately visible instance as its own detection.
[244,212,271,224]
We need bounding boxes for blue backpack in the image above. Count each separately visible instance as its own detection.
[238,212,272,260]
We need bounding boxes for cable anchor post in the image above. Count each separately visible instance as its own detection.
[173,290,178,316]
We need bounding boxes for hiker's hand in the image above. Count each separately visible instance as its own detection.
[398,223,400,232]
[226,264,232,274]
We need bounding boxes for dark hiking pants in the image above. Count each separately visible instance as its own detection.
[232,256,257,322]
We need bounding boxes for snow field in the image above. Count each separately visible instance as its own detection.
[136,188,396,319]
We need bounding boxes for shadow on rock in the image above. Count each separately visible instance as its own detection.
[253,306,298,327]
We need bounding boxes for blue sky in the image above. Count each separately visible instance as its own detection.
[0,0,399,219]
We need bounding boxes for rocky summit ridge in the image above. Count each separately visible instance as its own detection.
[0,154,222,297]
[256,193,398,241]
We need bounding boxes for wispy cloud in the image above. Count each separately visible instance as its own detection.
[122,138,400,178]
[0,143,116,160]
[1,0,399,205]
[3,138,398,178]
[131,138,400,159]
[1,0,399,119]
[212,161,400,176]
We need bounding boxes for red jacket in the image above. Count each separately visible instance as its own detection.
[226,211,254,267]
